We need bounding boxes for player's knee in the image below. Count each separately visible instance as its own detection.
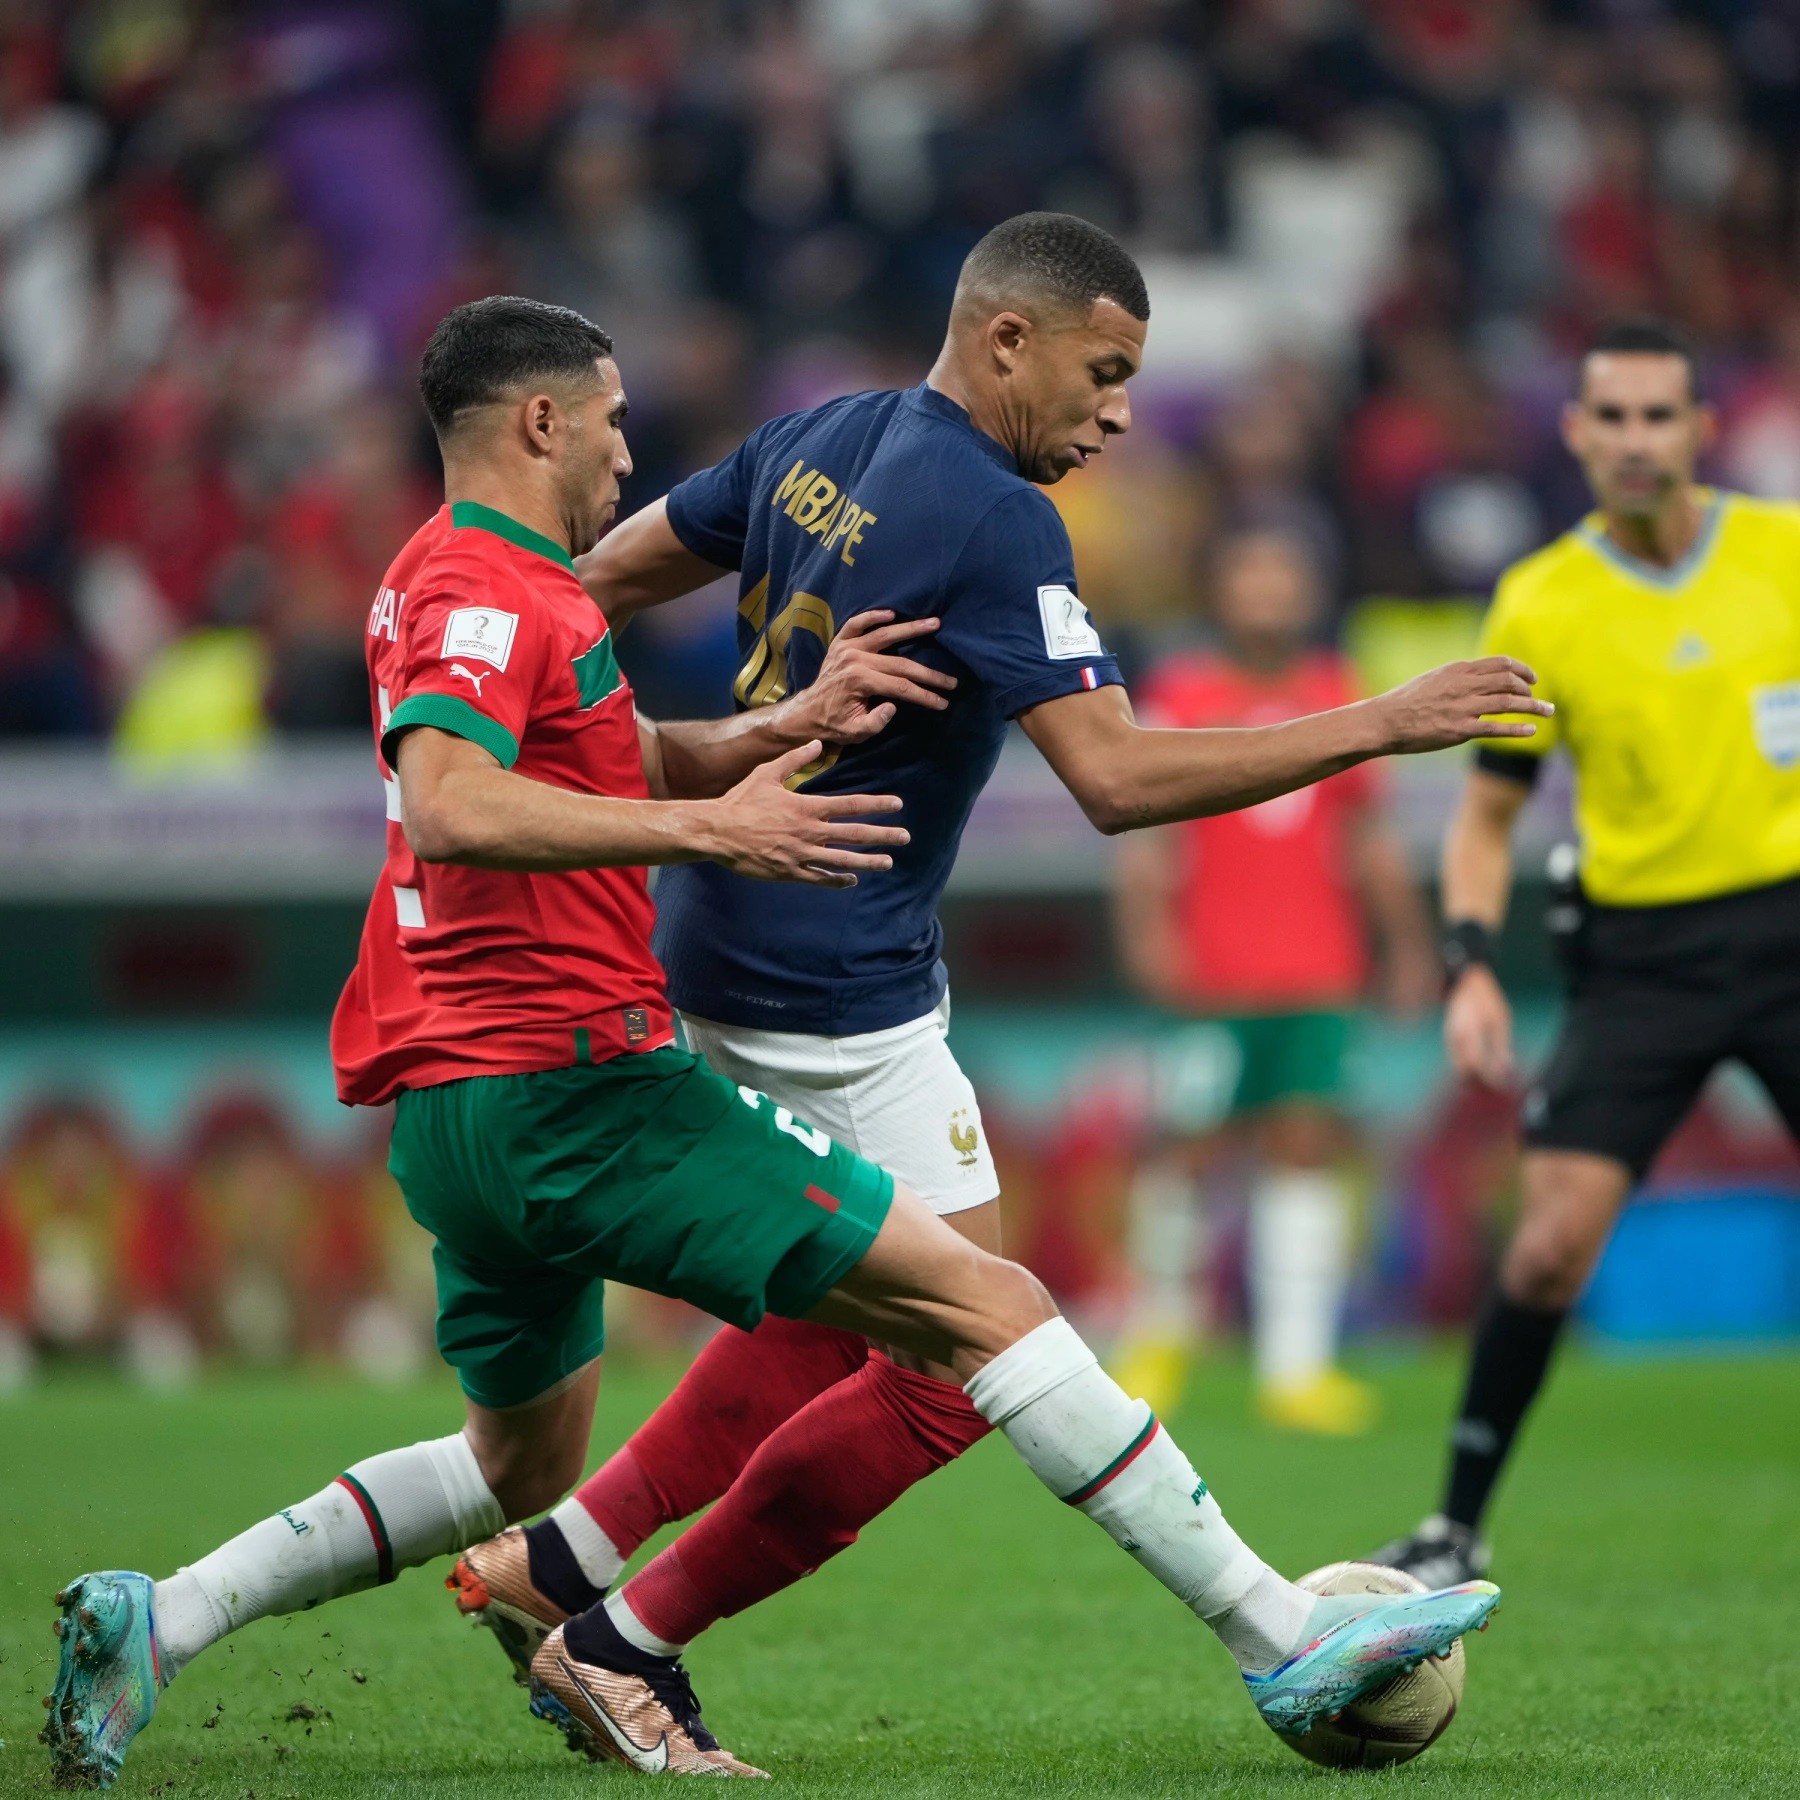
[1502,1218,1599,1309]
[926,1246,1057,1377]
[980,1254,1057,1345]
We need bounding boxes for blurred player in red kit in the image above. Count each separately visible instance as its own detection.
[1112,529,1437,1433]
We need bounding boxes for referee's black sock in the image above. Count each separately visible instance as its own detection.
[1440,1292,1569,1532]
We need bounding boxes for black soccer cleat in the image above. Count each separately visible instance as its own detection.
[1368,1514,1492,1590]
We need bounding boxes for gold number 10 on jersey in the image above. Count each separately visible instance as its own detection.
[733,574,840,787]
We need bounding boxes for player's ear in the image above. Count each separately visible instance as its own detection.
[521,392,558,456]
[1557,399,1583,458]
[1695,400,1719,452]
[989,311,1030,374]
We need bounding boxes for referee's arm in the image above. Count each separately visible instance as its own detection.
[1441,758,1539,1086]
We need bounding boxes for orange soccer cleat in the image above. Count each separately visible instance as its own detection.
[446,1527,569,1684]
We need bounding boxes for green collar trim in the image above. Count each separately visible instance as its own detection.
[450,500,575,569]
[1578,491,1726,592]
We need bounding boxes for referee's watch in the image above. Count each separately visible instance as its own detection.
[1441,919,1495,991]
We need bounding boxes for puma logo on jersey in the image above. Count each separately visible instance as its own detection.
[449,662,491,695]
[1669,632,1711,669]
[770,458,877,564]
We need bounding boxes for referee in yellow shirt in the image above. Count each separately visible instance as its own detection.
[1376,317,1800,1587]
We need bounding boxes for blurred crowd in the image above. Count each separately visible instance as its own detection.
[3,1045,1792,1386]
[0,1084,747,1386]
[5,0,1800,747]
[0,1091,434,1386]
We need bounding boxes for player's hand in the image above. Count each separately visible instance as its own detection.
[1371,657,1552,754]
[782,611,957,746]
[1444,963,1515,1087]
[707,740,908,888]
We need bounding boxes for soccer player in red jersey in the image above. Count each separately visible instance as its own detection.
[48,295,1512,1785]
[1111,528,1437,1434]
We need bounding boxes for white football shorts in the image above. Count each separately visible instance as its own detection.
[678,991,999,1216]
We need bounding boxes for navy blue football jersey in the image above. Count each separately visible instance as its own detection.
[654,382,1123,1034]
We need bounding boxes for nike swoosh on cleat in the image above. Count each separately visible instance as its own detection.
[555,1655,671,1773]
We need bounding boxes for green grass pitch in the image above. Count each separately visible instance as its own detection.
[2,1346,1796,1798]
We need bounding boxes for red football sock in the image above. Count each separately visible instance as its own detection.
[618,1353,992,1646]
[572,1315,869,1559]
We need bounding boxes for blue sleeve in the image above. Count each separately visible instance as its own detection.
[935,488,1124,719]
[664,423,770,570]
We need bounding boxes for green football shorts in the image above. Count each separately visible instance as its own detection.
[388,1045,894,1409]
[1155,1010,1353,1136]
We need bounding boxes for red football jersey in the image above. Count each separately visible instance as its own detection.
[1140,650,1378,1010]
[331,501,673,1107]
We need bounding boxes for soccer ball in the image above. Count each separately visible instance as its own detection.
[1278,1561,1466,1768]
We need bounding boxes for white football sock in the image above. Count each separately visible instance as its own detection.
[604,1589,686,1657]
[1248,1169,1350,1387]
[965,1317,1311,1670]
[1126,1161,1207,1337]
[549,1495,628,1591]
[152,1433,503,1680]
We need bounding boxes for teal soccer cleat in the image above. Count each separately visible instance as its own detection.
[1244,1579,1500,1737]
[42,1572,162,1789]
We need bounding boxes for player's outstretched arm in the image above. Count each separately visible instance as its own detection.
[575,497,727,626]
[640,612,957,799]
[394,726,907,888]
[1441,767,1534,1087]
[1019,658,1551,835]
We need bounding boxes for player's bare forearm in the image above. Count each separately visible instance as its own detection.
[638,710,814,802]
[1354,819,1434,963]
[575,498,730,627]
[1111,830,1186,1001]
[1022,687,1386,834]
[639,612,957,799]
[399,726,731,870]
[395,725,908,888]
[1441,768,1532,927]
[1021,660,1550,835]
[1353,816,1441,1015]
[1441,769,1532,1083]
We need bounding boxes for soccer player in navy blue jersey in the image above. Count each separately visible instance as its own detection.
[452,214,1541,1723]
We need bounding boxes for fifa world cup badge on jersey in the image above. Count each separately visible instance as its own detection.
[1038,585,1104,659]
[441,607,519,670]
[1751,680,1800,770]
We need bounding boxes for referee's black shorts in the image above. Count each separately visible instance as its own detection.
[1525,871,1800,1179]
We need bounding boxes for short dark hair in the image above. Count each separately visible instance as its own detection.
[1582,316,1699,399]
[418,296,615,437]
[958,212,1150,323]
